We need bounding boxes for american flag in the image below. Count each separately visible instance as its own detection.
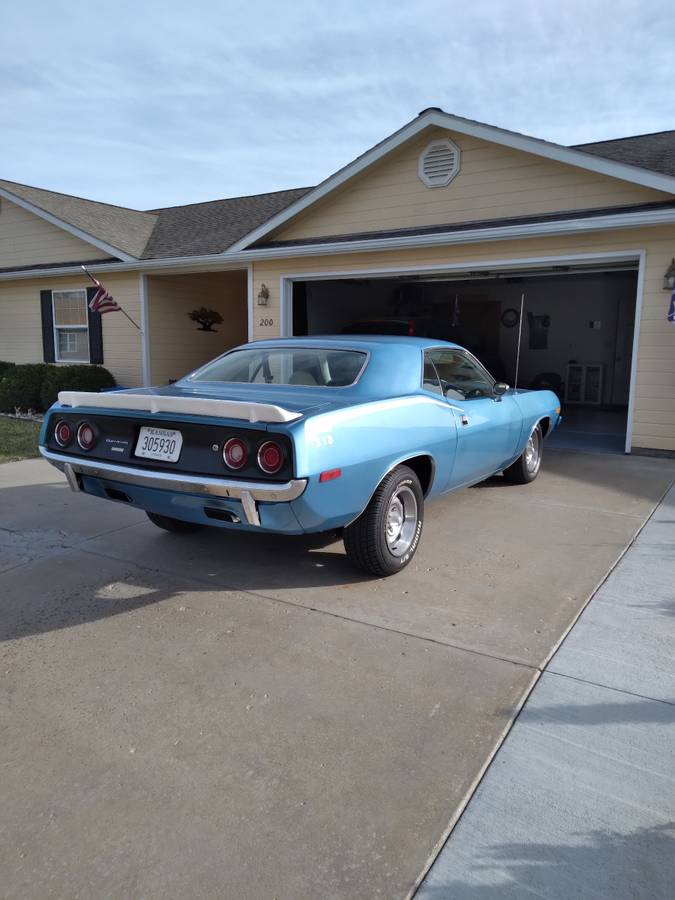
[88,278,121,315]
[668,288,675,324]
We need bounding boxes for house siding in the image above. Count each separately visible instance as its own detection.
[251,224,675,452]
[147,270,247,385]
[273,128,670,242]
[0,272,144,386]
[0,198,108,269]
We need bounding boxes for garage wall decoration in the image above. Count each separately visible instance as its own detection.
[527,312,550,350]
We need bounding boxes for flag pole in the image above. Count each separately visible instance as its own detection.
[80,265,141,330]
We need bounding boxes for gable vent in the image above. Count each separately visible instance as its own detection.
[418,138,460,188]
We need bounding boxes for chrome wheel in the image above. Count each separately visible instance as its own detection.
[385,485,418,557]
[525,427,542,474]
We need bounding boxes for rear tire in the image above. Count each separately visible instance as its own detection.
[343,465,424,577]
[503,423,543,484]
[146,511,203,533]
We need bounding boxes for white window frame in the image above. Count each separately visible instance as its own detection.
[52,288,90,364]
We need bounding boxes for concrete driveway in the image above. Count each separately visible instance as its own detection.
[1,449,673,899]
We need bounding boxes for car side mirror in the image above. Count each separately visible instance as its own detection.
[493,382,509,397]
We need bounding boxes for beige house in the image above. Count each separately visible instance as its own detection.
[2,108,675,453]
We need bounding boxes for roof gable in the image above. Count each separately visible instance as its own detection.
[228,109,675,251]
[0,197,119,271]
[0,179,157,260]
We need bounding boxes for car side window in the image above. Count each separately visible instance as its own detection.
[428,350,494,401]
[422,353,443,395]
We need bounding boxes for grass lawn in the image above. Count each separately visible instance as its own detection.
[0,416,42,463]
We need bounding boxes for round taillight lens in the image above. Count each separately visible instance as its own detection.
[77,422,96,451]
[257,441,284,475]
[223,437,248,470]
[54,420,73,447]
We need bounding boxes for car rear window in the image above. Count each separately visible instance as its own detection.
[188,347,368,388]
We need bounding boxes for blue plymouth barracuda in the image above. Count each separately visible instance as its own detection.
[40,337,561,576]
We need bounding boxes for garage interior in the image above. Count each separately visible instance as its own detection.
[292,264,639,453]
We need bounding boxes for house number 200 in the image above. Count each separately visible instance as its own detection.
[259,317,274,327]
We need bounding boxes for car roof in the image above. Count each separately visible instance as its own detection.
[239,335,462,351]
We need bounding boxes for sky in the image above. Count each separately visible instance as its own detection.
[2,0,674,210]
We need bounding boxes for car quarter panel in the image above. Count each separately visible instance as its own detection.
[511,389,562,453]
[285,395,458,531]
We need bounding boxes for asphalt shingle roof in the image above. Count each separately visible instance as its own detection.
[142,188,312,259]
[571,131,675,179]
[0,179,158,258]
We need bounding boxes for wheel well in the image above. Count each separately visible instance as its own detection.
[539,417,551,438]
[400,455,435,496]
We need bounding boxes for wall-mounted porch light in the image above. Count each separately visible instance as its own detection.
[257,283,270,306]
[663,258,675,291]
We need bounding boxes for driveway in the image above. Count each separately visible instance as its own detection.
[1,449,673,899]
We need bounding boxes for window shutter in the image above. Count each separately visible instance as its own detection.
[40,290,55,362]
[87,287,104,364]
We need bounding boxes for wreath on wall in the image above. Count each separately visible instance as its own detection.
[187,307,223,332]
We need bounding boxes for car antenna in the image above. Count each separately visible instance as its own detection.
[513,292,525,392]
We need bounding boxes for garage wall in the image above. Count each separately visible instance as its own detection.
[147,270,247,385]
[0,198,111,269]
[250,224,675,452]
[272,128,670,242]
[0,271,144,386]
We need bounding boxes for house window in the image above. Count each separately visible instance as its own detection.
[52,290,90,362]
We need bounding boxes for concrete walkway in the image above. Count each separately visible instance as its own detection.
[417,483,675,899]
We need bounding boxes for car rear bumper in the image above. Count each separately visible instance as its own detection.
[39,446,307,527]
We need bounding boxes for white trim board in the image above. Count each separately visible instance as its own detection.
[0,185,137,263]
[226,109,675,252]
[138,273,151,387]
[278,249,644,453]
[625,250,646,454]
[246,265,254,342]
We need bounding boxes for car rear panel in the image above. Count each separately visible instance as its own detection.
[42,409,295,483]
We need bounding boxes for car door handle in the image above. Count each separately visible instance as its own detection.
[461,415,469,426]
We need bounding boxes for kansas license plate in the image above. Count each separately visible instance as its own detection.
[135,426,183,462]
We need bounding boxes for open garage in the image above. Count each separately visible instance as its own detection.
[290,261,639,454]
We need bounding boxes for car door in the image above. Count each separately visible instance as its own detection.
[425,349,521,487]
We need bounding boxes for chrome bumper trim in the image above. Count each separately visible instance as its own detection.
[39,447,307,526]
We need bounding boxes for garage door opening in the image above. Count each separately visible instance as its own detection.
[291,264,639,453]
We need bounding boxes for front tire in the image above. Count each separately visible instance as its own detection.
[343,465,424,576]
[503,423,543,484]
[146,511,203,533]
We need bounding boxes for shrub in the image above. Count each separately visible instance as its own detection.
[0,364,51,413]
[0,361,16,380]
[40,365,116,409]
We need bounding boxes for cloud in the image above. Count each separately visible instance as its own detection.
[1,0,674,208]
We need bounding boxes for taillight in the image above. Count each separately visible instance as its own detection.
[77,422,96,451]
[54,420,73,447]
[223,437,248,470]
[257,441,284,475]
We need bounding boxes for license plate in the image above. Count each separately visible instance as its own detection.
[135,426,183,462]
